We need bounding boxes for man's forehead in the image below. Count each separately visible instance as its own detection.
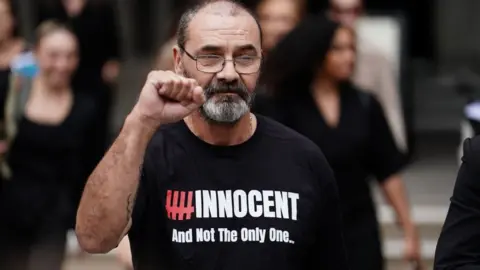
[188,11,260,48]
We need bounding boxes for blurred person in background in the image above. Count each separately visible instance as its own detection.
[0,21,97,270]
[36,0,122,177]
[255,16,421,270]
[328,0,408,154]
[155,0,213,71]
[155,9,186,71]
[155,34,177,71]
[255,0,306,54]
[0,0,25,163]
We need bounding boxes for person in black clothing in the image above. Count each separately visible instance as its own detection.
[0,21,97,270]
[434,136,480,269]
[255,16,421,270]
[36,0,122,175]
[75,1,348,270]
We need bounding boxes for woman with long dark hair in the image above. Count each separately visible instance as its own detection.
[255,16,421,270]
[0,21,96,270]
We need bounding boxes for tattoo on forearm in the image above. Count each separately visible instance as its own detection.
[126,193,135,222]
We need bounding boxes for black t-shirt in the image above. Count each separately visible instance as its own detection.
[1,93,97,229]
[253,86,406,224]
[434,136,480,269]
[128,115,348,270]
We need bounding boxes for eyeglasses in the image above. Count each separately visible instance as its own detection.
[178,45,262,74]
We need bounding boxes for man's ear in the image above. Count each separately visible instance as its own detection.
[173,46,184,75]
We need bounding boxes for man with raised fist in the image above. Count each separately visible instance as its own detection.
[75,1,348,269]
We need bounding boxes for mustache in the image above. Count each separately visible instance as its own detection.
[204,83,250,100]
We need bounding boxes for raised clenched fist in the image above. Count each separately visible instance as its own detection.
[131,70,205,127]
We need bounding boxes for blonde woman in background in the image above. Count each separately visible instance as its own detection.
[0,21,97,270]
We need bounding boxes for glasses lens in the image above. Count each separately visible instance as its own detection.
[196,58,261,74]
[197,56,223,73]
[197,62,223,73]
[235,60,260,74]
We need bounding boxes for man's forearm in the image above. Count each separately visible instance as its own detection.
[76,113,158,253]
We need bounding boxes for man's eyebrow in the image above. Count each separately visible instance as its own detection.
[197,45,223,53]
[196,44,260,55]
[235,44,258,53]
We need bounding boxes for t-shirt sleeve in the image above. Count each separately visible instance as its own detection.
[366,95,407,182]
[434,137,480,269]
[128,133,172,268]
[310,150,349,270]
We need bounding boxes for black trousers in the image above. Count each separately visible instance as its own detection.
[343,215,384,270]
[0,180,72,270]
[0,207,68,270]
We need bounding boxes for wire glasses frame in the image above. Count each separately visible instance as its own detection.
[178,45,262,74]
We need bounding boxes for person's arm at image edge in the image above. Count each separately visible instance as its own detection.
[379,175,419,255]
[434,137,480,269]
[367,96,420,261]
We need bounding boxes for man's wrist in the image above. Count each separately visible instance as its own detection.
[124,111,160,139]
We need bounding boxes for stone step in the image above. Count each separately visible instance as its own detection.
[384,238,438,260]
[378,205,448,225]
[387,259,434,270]
[379,205,447,260]
[382,222,442,240]
[63,255,434,270]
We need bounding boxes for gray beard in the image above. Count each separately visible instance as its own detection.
[182,70,254,125]
[199,93,254,125]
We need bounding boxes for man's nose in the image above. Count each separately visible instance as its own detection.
[216,60,240,82]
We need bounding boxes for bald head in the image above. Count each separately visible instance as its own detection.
[177,0,262,49]
[172,0,263,125]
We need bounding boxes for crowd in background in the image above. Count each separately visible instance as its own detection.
[0,0,440,269]
[0,0,120,269]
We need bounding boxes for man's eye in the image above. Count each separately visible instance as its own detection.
[197,55,222,66]
[235,56,255,65]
